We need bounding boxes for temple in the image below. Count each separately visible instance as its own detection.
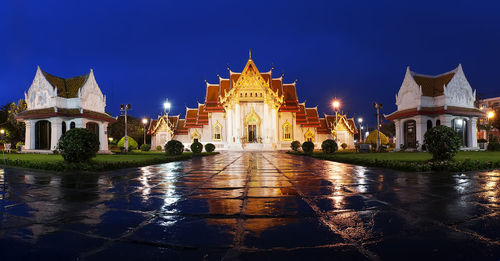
[15,67,116,153]
[148,53,357,150]
[386,65,484,150]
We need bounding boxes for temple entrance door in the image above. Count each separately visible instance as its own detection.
[35,120,51,150]
[404,120,416,148]
[248,125,257,143]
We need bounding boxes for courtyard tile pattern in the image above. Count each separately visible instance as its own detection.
[1,152,500,260]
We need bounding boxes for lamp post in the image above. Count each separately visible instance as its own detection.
[487,111,495,142]
[357,118,363,143]
[332,99,340,142]
[0,129,5,164]
[163,98,172,142]
[142,118,148,145]
[120,104,131,152]
[373,102,383,151]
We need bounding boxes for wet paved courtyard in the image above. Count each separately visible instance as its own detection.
[1,152,500,260]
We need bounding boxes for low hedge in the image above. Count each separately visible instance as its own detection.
[0,152,219,172]
[311,153,500,172]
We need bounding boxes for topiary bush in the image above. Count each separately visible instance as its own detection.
[321,139,338,154]
[341,143,348,150]
[291,140,301,151]
[302,141,315,154]
[117,136,138,150]
[140,144,151,151]
[191,141,203,154]
[57,128,100,163]
[366,130,389,147]
[156,145,162,151]
[165,140,184,155]
[205,143,215,152]
[424,125,462,160]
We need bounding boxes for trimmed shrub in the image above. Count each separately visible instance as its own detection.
[191,141,203,154]
[302,141,315,154]
[117,136,138,150]
[424,125,462,160]
[321,139,338,154]
[291,141,301,151]
[205,143,216,152]
[165,140,184,155]
[366,130,389,147]
[57,128,100,163]
[341,143,348,150]
[140,144,151,151]
[156,145,162,151]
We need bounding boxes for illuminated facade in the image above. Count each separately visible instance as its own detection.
[386,64,484,150]
[148,53,357,150]
[15,67,116,153]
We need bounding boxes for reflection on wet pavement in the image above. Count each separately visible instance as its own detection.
[1,152,500,260]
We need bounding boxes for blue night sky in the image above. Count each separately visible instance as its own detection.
[1,0,500,126]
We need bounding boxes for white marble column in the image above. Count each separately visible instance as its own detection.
[394,119,401,150]
[25,120,34,150]
[99,122,108,151]
[50,118,62,151]
[226,108,233,144]
[263,103,269,143]
[235,104,241,144]
[271,107,278,144]
[470,117,478,149]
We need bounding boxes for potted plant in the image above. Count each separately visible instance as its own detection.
[478,138,488,150]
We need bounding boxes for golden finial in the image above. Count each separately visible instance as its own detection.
[249,48,252,60]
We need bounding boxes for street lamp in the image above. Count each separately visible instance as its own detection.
[142,118,148,145]
[357,118,363,143]
[120,104,131,152]
[163,98,172,143]
[163,98,171,114]
[108,137,113,143]
[373,102,383,151]
[331,99,340,142]
[0,129,5,164]
[487,111,495,142]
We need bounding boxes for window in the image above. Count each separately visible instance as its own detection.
[304,129,314,142]
[426,120,432,131]
[452,118,468,147]
[70,122,75,129]
[436,119,441,126]
[213,122,222,141]
[282,121,292,141]
[62,122,67,135]
[191,130,201,143]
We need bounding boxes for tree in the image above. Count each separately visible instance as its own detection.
[379,121,395,138]
[0,100,27,146]
[108,115,144,146]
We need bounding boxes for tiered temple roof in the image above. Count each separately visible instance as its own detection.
[148,54,357,137]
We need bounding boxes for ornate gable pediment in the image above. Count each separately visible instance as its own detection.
[443,64,476,108]
[26,66,56,110]
[395,67,422,110]
[220,54,283,109]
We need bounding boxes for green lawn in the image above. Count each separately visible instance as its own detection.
[0,151,217,172]
[290,150,500,172]
[322,151,500,162]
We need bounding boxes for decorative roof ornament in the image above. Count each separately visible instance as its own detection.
[249,48,252,60]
